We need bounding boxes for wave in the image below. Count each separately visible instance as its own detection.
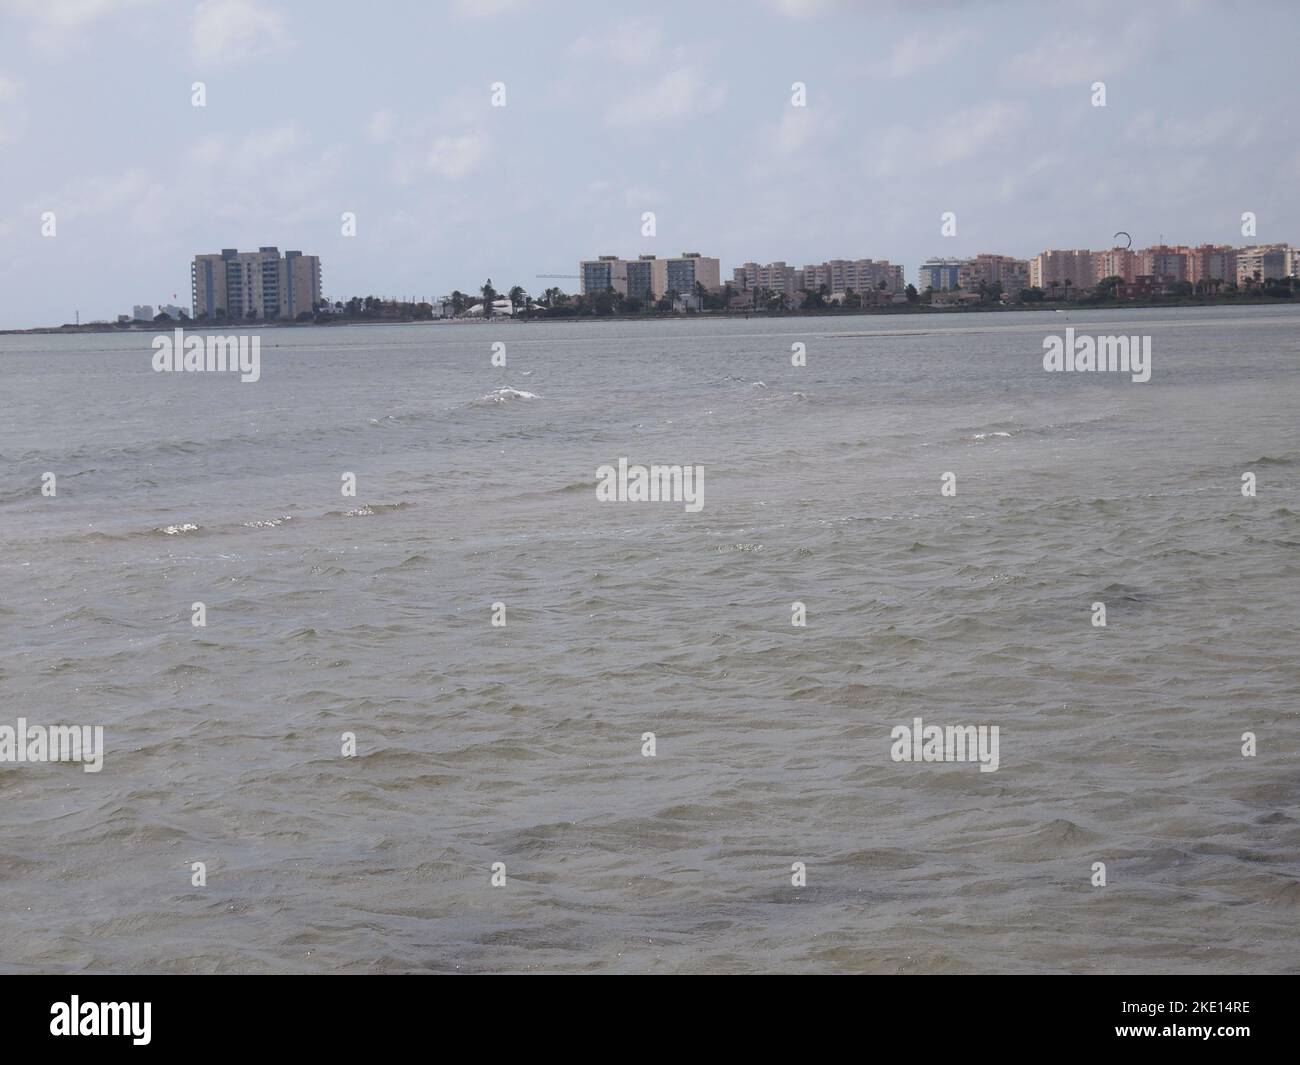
[156,522,201,536]
[32,503,405,548]
[324,502,413,518]
[472,387,540,405]
[241,515,293,529]
[550,479,596,495]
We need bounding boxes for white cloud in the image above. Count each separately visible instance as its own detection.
[6,0,157,28]
[1009,32,1107,87]
[0,74,24,145]
[1008,16,1155,88]
[873,102,1026,177]
[451,0,532,19]
[622,184,666,208]
[1123,107,1259,150]
[191,0,293,65]
[767,105,838,157]
[570,18,665,68]
[605,67,726,128]
[884,28,980,79]
[24,167,168,230]
[189,124,307,175]
[426,133,488,180]
[765,0,841,17]
[6,0,162,53]
[367,109,398,144]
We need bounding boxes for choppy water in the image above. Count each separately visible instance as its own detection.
[2,307,1298,973]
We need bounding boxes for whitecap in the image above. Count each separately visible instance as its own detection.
[474,387,540,405]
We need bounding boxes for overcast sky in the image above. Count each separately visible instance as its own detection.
[1,0,1297,327]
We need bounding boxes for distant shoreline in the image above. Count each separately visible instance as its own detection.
[3,296,1297,335]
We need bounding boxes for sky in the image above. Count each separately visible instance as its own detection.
[0,0,1297,328]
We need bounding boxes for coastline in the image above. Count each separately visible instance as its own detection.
[3,294,1297,335]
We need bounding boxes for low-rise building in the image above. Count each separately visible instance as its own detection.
[1116,274,1167,300]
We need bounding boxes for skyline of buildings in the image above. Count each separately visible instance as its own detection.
[575,241,1300,309]
[110,234,1300,327]
[1023,243,1300,294]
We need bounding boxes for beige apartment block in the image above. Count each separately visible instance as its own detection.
[1093,247,1136,283]
[958,254,1029,297]
[1183,245,1237,285]
[669,252,721,295]
[651,253,721,298]
[579,256,628,296]
[1029,249,1096,291]
[738,259,904,301]
[1135,245,1188,282]
[581,252,720,299]
[1236,244,1289,284]
[733,261,800,298]
[781,258,905,295]
[191,247,321,320]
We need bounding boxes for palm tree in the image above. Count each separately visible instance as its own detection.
[481,280,497,317]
